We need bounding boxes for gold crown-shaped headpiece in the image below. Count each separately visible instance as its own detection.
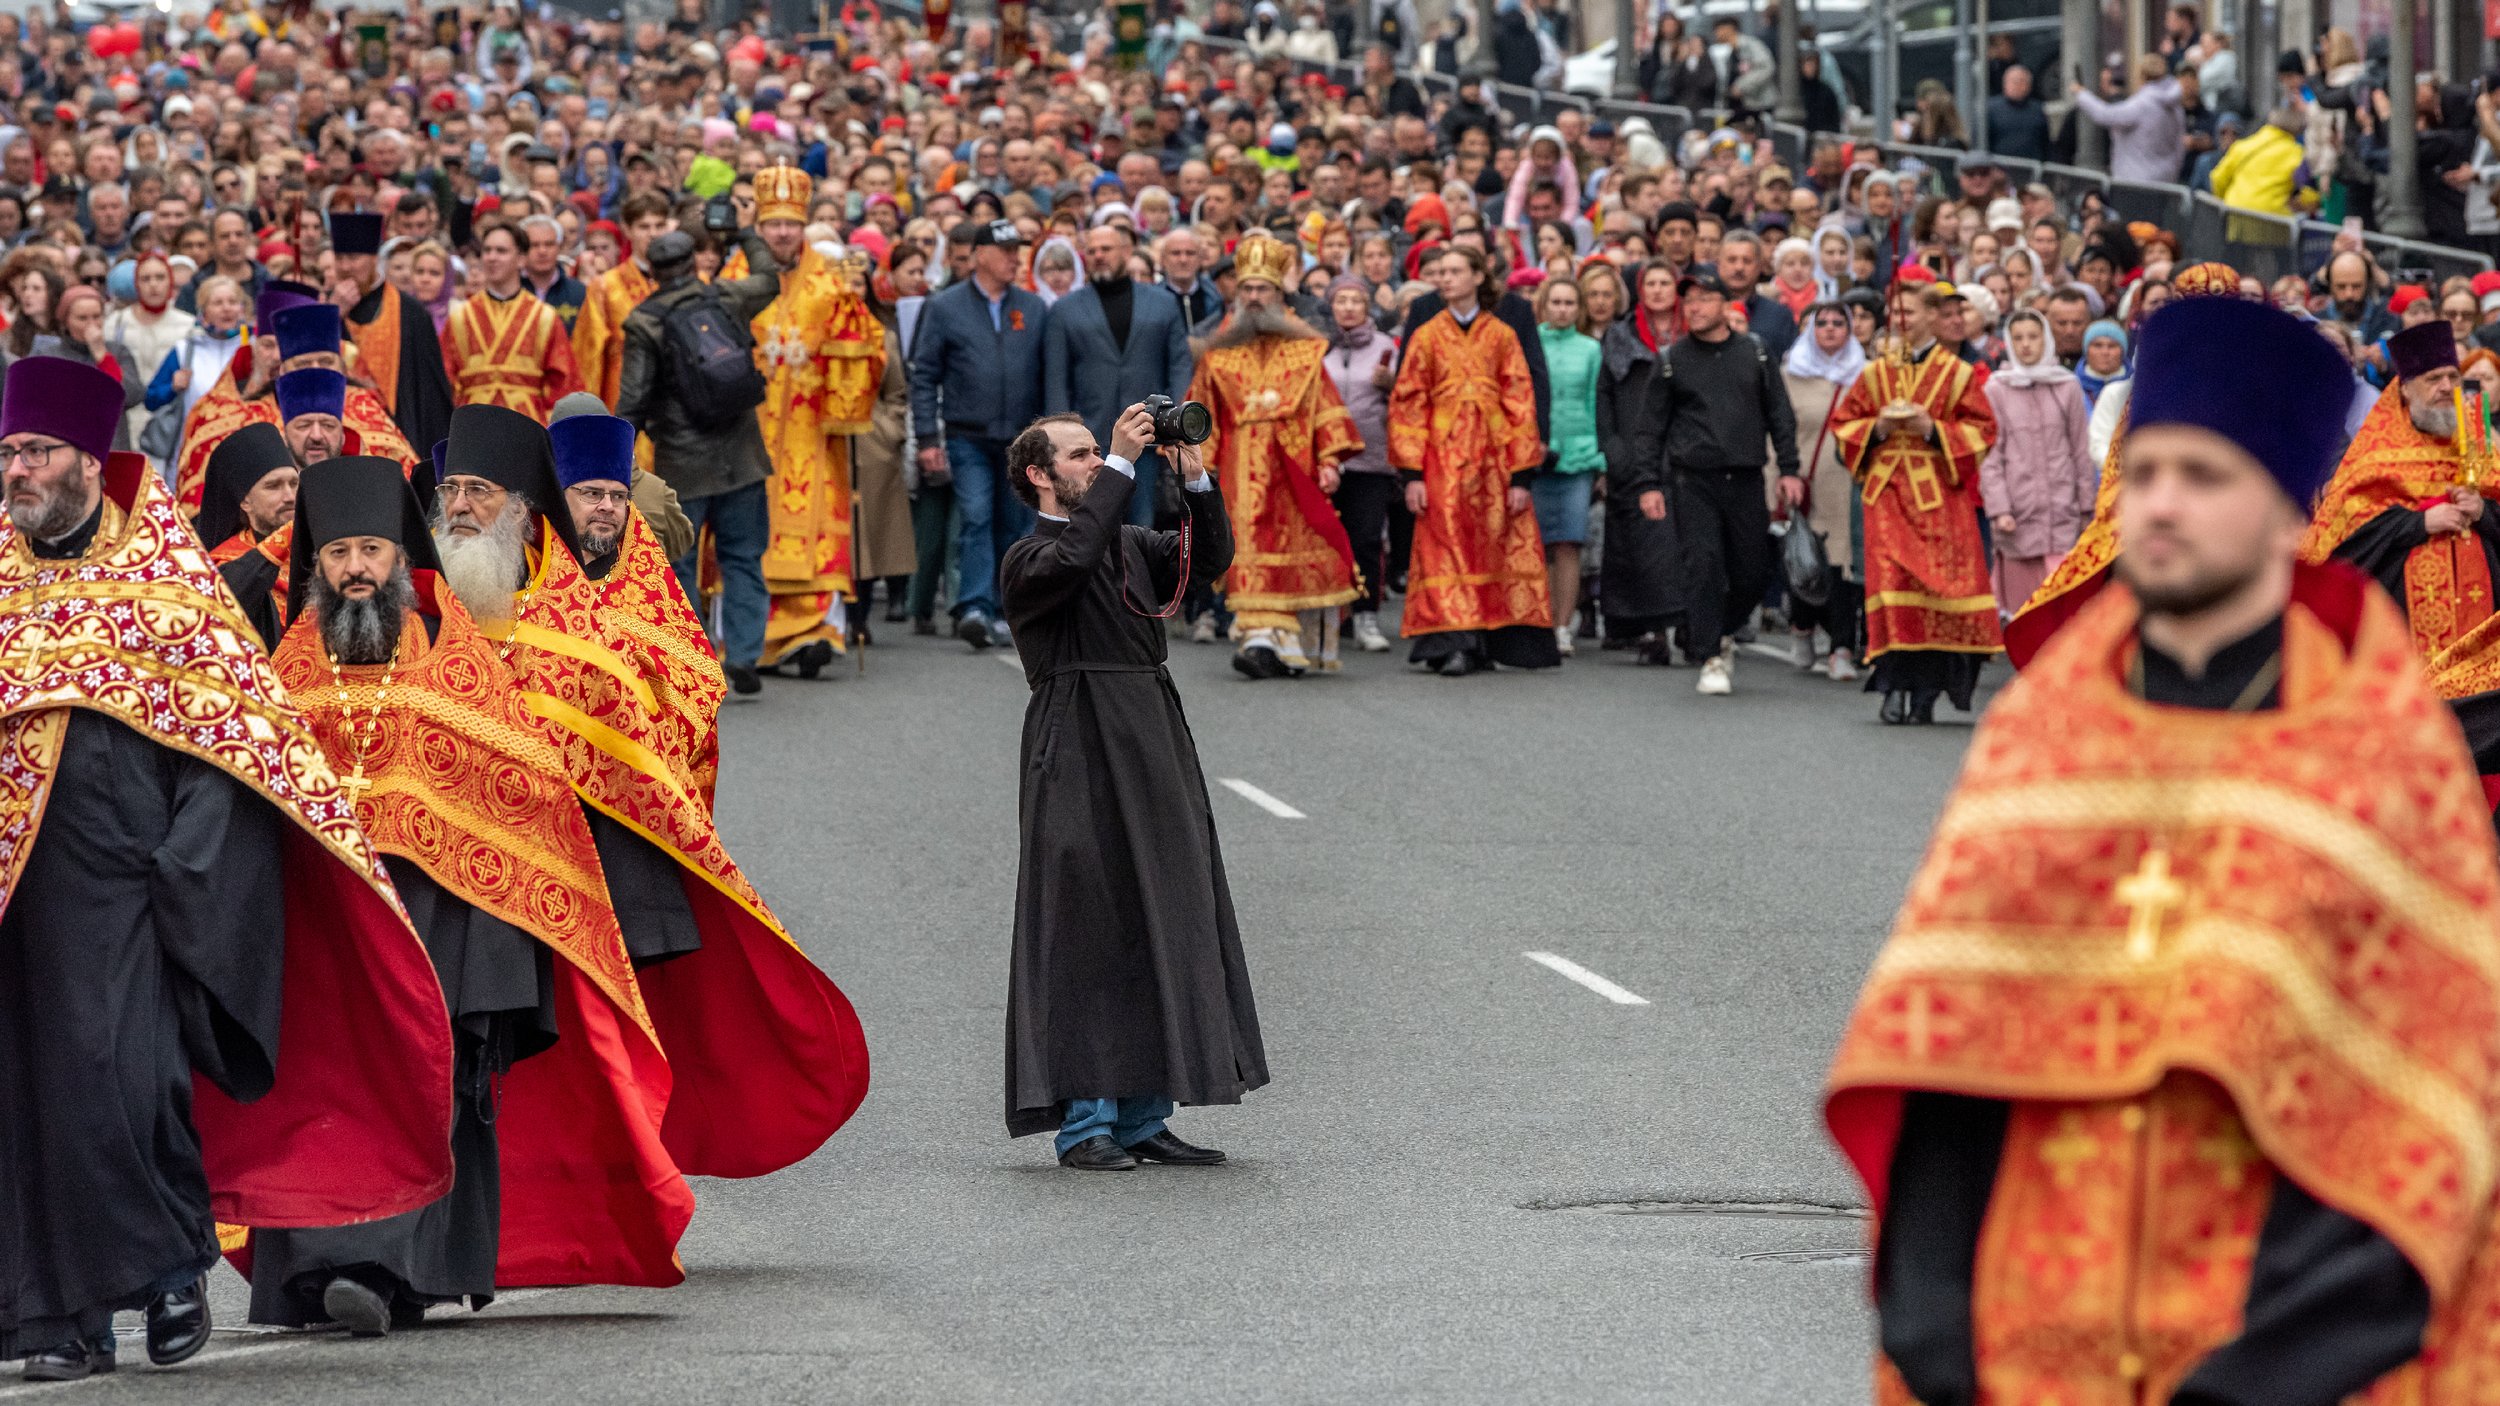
[755,164,812,224]
[1231,231,1297,290]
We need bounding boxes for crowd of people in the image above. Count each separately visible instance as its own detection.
[0,0,2489,719]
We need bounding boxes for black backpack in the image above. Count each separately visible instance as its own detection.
[658,286,767,431]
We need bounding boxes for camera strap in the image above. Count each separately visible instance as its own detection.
[1123,517,1191,621]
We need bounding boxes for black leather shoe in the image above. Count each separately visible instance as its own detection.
[956,611,995,648]
[22,1340,113,1382]
[1909,690,1940,725]
[322,1277,393,1338]
[912,617,938,636]
[1880,689,1910,725]
[790,639,837,679]
[145,1274,210,1366]
[1126,1130,1226,1165]
[1437,649,1481,677]
[1057,1134,1138,1171]
[725,665,763,700]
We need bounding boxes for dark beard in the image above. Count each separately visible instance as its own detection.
[1207,302,1324,350]
[578,522,622,559]
[310,558,417,665]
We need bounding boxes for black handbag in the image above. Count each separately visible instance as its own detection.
[1782,515,1834,608]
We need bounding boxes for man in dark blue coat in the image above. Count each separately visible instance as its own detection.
[1044,224,1195,527]
[909,218,1050,649]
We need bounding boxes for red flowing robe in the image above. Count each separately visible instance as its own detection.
[1187,332,1364,631]
[442,290,585,418]
[1387,308,1550,636]
[0,455,454,1228]
[271,580,691,1288]
[1831,344,2003,662]
[1827,566,2500,1401]
[492,522,869,1178]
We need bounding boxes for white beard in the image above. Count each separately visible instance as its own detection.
[433,499,531,628]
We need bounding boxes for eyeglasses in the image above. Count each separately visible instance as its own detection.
[0,439,68,470]
[566,485,630,507]
[436,478,509,504]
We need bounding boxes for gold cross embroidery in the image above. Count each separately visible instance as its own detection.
[2038,1112,2103,1189]
[1882,986,1962,1058]
[337,767,374,804]
[2116,847,2188,962]
[2194,1123,2261,1192]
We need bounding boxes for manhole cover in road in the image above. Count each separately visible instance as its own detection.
[1525,1198,1869,1221]
[1740,1248,1872,1265]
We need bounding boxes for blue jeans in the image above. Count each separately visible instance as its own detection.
[671,478,770,669]
[1056,1096,1173,1157]
[1124,451,1164,528]
[947,436,1033,623]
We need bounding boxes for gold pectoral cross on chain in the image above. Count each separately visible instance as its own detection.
[337,767,374,803]
[2116,846,2188,962]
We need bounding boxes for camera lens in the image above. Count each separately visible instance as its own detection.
[1174,401,1213,445]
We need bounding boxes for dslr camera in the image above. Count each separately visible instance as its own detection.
[1141,394,1213,446]
[702,194,737,233]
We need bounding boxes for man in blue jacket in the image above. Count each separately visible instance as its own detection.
[910,217,1050,648]
[1044,223,1195,527]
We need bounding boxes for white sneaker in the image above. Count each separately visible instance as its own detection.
[1189,616,1219,644]
[1826,648,1859,682]
[1352,611,1391,652]
[1696,653,1733,695]
[1555,624,1576,658]
[1791,631,1816,669]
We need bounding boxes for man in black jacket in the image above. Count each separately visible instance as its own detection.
[1633,271,1803,695]
[614,222,783,697]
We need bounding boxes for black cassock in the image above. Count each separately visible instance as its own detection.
[0,710,285,1359]
[999,464,1267,1137]
[219,550,283,652]
[2328,501,2500,629]
[349,284,455,460]
[248,856,553,1324]
[585,809,704,967]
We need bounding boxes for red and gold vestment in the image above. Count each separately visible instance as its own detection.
[1387,308,1549,636]
[1188,332,1363,633]
[1831,343,2002,662]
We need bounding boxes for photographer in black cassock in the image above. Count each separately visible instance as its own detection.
[998,400,1270,1172]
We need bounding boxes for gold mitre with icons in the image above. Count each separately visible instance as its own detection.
[1231,231,1297,289]
[755,164,812,224]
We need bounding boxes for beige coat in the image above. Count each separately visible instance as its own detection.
[851,313,917,581]
[1779,370,1855,570]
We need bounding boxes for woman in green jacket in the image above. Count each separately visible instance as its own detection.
[1532,276,1606,657]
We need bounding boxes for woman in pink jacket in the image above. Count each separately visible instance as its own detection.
[1979,308,2095,618]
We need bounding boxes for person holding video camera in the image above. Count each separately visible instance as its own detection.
[613,197,783,698]
[1000,400,1267,1172]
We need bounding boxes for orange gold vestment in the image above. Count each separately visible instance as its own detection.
[722,246,884,666]
[346,279,403,417]
[595,509,725,807]
[2300,383,2491,658]
[1827,565,2500,1402]
[442,290,584,417]
[0,455,454,1228]
[493,522,870,1179]
[1832,344,2002,661]
[1387,308,1550,636]
[1187,332,1363,632]
[569,259,655,409]
[272,580,691,1288]
[175,365,415,510]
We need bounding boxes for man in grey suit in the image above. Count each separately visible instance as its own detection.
[1043,224,1196,527]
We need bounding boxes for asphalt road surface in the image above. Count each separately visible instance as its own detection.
[42,616,1998,1405]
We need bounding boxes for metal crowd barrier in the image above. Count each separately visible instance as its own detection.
[1200,35,2498,278]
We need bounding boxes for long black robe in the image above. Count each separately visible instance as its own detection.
[2328,501,2500,635]
[247,855,553,1325]
[349,284,455,460]
[999,465,1266,1138]
[1876,618,2433,1405]
[1595,321,1679,644]
[584,808,704,967]
[219,549,283,651]
[0,710,287,1359]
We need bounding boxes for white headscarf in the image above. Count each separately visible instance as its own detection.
[1992,308,2074,389]
[1783,305,1868,386]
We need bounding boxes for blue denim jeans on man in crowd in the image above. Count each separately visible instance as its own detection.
[670,477,770,669]
[1055,1096,1174,1158]
[947,435,1034,624]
